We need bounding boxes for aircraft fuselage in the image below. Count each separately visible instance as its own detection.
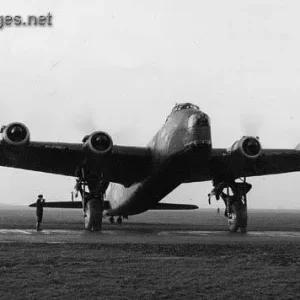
[106,104,212,216]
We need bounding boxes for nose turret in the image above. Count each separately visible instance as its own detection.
[187,112,210,128]
[187,111,211,146]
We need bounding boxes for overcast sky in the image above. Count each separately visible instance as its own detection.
[1,1,300,209]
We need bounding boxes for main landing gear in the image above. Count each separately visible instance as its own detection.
[75,172,109,231]
[209,178,252,233]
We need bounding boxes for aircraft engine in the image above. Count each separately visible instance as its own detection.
[227,136,261,159]
[1,122,30,146]
[84,131,113,155]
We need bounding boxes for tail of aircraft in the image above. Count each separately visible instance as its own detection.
[295,143,300,150]
[29,201,82,208]
[29,201,198,210]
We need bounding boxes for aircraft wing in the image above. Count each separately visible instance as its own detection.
[211,148,300,180]
[0,140,152,186]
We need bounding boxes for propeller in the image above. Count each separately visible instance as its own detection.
[240,113,264,137]
[73,114,98,134]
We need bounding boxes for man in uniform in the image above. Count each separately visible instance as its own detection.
[36,194,45,231]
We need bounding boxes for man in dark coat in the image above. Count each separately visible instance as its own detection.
[36,194,45,231]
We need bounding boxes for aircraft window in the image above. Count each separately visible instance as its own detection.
[201,117,210,126]
[188,114,210,128]
[172,103,199,112]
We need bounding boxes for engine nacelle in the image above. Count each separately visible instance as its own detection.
[227,136,262,159]
[1,122,30,146]
[83,131,113,156]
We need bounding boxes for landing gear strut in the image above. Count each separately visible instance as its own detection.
[209,178,251,233]
[75,170,109,231]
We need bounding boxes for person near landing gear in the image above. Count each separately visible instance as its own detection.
[36,194,45,231]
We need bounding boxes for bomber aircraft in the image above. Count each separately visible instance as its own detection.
[1,103,300,232]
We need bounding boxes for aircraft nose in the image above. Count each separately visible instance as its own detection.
[187,113,210,128]
[187,112,211,145]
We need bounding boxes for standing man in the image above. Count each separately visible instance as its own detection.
[36,194,45,231]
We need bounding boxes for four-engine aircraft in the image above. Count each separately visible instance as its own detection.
[2,102,300,232]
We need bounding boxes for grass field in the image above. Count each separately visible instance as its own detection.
[1,243,300,300]
[1,205,300,231]
[1,206,300,299]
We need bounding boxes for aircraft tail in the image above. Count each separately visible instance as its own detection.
[295,143,300,150]
[29,201,198,210]
[29,201,82,208]
[29,201,111,209]
[150,203,198,210]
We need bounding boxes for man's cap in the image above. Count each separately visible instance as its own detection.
[38,194,43,198]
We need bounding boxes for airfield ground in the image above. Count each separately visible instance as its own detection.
[0,206,300,299]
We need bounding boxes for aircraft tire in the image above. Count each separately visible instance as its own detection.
[238,205,248,234]
[228,201,247,233]
[84,199,103,231]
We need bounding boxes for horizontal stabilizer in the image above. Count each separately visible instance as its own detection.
[150,203,198,210]
[29,201,111,209]
[29,201,198,210]
[29,201,82,208]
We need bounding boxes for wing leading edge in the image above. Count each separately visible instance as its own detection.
[211,148,300,180]
[0,141,152,186]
